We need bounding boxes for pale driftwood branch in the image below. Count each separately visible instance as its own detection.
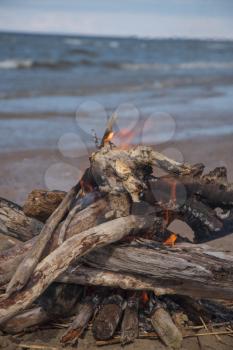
[6,184,80,296]
[0,215,147,324]
[0,197,43,241]
[57,266,175,296]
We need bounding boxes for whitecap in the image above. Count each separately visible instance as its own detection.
[0,59,33,69]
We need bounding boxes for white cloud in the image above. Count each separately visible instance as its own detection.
[0,8,233,40]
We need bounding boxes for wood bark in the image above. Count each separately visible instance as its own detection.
[121,292,139,345]
[0,215,147,324]
[23,189,66,222]
[81,241,233,300]
[151,304,183,349]
[92,292,125,340]
[1,283,82,334]
[0,197,43,241]
[6,183,80,296]
[60,292,101,345]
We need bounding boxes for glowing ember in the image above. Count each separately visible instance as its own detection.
[164,233,177,247]
[141,291,149,304]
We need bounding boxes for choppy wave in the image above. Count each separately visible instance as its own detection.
[64,38,82,46]
[120,61,233,71]
[0,59,74,70]
[0,59,33,69]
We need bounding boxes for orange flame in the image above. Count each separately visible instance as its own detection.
[103,130,114,143]
[141,291,149,304]
[164,233,177,247]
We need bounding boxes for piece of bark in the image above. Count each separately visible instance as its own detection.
[23,190,66,222]
[151,301,183,349]
[60,292,101,345]
[0,197,43,241]
[92,292,126,340]
[6,183,80,296]
[82,241,233,300]
[0,215,147,324]
[121,292,139,345]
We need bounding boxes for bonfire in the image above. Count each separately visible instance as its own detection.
[0,117,233,349]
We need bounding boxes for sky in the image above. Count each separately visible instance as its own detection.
[0,0,233,39]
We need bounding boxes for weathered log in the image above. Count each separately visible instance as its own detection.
[0,215,147,324]
[92,292,126,340]
[58,266,174,296]
[121,292,139,345]
[1,283,82,334]
[81,241,233,300]
[150,299,183,349]
[60,291,101,345]
[23,189,66,222]
[0,197,43,241]
[6,183,80,296]
[1,306,48,334]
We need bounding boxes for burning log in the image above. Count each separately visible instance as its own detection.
[92,291,126,340]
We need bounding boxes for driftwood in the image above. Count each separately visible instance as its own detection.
[23,189,66,222]
[92,292,126,340]
[1,283,82,334]
[6,183,80,296]
[0,197,43,241]
[81,241,233,300]
[0,215,148,324]
[121,292,139,345]
[0,194,129,286]
[151,302,183,349]
[60,291,101,345]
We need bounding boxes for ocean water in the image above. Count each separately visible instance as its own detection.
[0,32,233,153]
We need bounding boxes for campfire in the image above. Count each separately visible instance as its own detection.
[0,119,233,349]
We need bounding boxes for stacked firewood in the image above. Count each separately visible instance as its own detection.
[0,123,233,349]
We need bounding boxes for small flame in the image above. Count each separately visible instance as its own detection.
[164,233,177,247]
[141,291,149,304]
[103,130,114,144]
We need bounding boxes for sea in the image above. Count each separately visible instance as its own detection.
[0,32,233,154]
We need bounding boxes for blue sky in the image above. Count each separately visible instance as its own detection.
[0,0,233,39]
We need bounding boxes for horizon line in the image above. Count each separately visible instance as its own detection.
[1,29,233,42]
